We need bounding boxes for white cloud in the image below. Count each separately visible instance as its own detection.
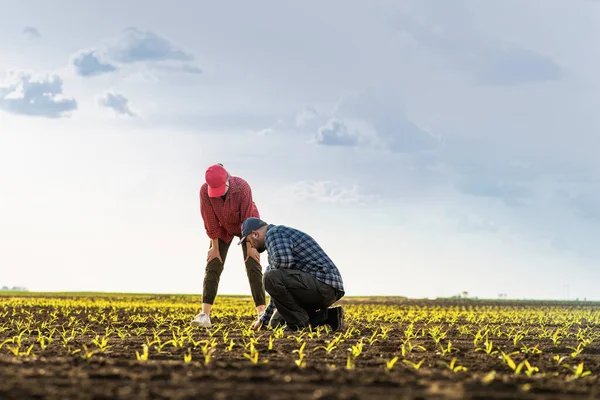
[70,28,203,80]
[0,70,77,118]
[315,118,359,147]
[333,88,440,154]
[98,92,136,117]
[295,106,319,127]
[23,26,40,39]
[386,0,566,86]
[281,180,378,205]
[153,63,203,75]
[108,27,194,64]
[72,50,118,77]
[567,187,600,222]
[472,44,565,86]
[294,89,439,154]
[444,208,499,234]
[250,128,272,136]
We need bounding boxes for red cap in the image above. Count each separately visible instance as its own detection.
[205,164,228,197]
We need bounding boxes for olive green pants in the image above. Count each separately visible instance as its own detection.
[202,238,266,307]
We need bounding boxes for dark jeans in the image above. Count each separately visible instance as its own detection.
[202,238,266,307]
[263,269,343,328]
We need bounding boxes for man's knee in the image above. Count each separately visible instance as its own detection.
[245,258,262,275]
[205,257,224,276]
[263,269,283,292]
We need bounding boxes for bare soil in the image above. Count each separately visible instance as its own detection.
[1,296,599,400]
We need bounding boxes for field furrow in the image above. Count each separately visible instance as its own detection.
[1,294,599,399]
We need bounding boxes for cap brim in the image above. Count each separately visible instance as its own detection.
[207,184,227,197]
[237,235,248,246]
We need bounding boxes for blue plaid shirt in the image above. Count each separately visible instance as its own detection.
[258,224,345,325]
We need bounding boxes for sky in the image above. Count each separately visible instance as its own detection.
[1,0,599,301]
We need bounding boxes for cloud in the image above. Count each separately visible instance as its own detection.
[387,1,565,86]
[472,44,565,86]
[282,181,378,205]
[448,157,544,208]
[108,27,194,64]
[569,189,600,222]
[98,92,136,117]
[0,70,77,118]
[295,106,319,127]
[71,28,202,78]
[153,63,203,75]
[72,50,118,77]
[280,90,439,154]
[333,88,440,153]
[315,118,359,147]
[251,128,273,136]
[444,208,500,233]
[23,27,40,39]
[456,179,532,207]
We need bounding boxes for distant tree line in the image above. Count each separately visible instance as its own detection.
[450,291,478,300]
[1,286,28,291]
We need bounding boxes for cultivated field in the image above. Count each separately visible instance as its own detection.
[0,293,599,399]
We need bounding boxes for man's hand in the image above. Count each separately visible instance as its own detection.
[252,319,262,330]
[207,246,223,263]
[245,244,260,264]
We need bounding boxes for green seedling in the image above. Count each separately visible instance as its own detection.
[293,342,307,368]
[136,344,149,361]
[402,358,425,370]
[385,356,399,370]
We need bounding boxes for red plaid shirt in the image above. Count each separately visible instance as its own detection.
[199,176,260,244]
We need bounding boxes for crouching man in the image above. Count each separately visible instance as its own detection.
[238,217,345,332]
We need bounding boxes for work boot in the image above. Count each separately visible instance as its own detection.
[327,306,345,332]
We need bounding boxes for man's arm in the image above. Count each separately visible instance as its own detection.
[200,187,224,240]
[259,297,276,325]
[266,230,294,269]
[256,264,276,326]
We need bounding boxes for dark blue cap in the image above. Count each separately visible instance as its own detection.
[238,217,267,245]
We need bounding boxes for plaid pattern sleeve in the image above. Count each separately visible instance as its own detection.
[259,224,345,325]
[260,290,276,325]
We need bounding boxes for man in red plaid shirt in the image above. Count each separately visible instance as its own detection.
[191,163,266,327]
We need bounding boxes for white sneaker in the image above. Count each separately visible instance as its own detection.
[191,312,211,328]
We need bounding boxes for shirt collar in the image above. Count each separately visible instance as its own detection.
[226,176,241,194]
